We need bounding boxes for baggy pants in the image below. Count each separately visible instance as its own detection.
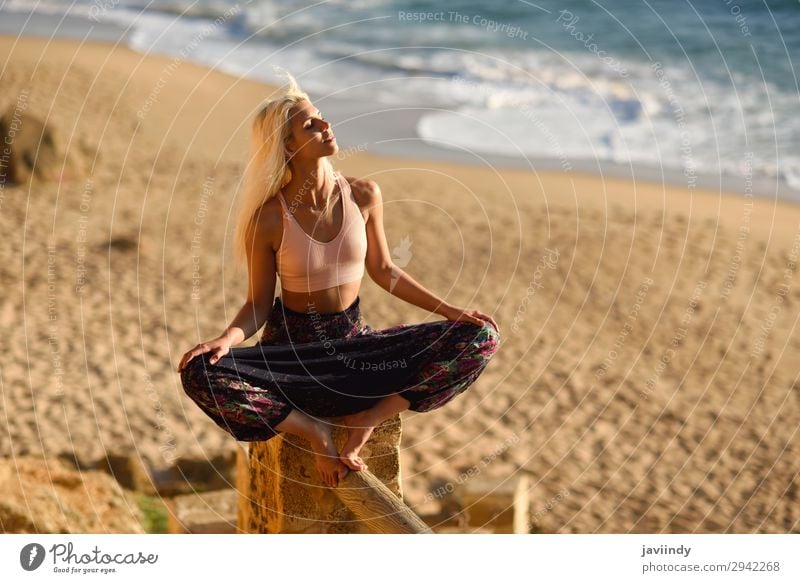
[180,295,500,442]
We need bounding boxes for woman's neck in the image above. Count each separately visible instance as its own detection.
[285,160,336,207]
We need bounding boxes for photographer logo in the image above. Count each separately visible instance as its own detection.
[20,543,46,571]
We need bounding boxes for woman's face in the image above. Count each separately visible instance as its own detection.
[285,100,338,163]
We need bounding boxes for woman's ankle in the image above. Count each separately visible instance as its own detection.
[275,410,329,446]
[306,418,335,452]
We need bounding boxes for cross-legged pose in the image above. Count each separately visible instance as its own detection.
[177,72,501,488]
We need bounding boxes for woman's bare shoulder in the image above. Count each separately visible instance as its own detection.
[342,175,381,211]
[251,195,284,251]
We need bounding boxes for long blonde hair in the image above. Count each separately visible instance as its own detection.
[232,68,337,274]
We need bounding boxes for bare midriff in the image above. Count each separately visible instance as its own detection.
[279,279,362,315]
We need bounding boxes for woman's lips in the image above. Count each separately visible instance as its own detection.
[324,135,335,143]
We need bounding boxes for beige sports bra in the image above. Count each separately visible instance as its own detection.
[275,172,367,293]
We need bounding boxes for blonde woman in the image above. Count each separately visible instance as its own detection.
[177,71,500,488]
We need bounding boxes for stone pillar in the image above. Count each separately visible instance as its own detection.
[237,413,406,534]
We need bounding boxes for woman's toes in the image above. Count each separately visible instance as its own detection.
[340,453,366,471]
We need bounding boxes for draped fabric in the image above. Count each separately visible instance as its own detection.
[180,296,500,442]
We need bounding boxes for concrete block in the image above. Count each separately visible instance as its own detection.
[460,475,530,533]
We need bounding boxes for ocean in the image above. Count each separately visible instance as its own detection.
[2,0,799,198]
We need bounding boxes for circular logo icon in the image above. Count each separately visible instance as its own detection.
[20,543,46,571]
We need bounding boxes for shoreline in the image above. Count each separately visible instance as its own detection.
[1,13,798,205]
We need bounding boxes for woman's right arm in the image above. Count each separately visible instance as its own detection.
[177,207,278,371]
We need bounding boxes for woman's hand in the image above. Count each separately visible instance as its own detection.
[177,335,233,372]
[440,304,499,333]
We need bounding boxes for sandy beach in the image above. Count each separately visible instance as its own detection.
[1,34,798,533]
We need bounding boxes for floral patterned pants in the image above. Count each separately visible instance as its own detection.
[180,296,500,442]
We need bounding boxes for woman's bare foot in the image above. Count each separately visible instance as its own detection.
[308,420,349,487]
[339,409,377,471]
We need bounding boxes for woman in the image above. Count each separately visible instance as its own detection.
[177,72,500,488]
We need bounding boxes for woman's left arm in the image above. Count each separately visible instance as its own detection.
[356,178,499,332]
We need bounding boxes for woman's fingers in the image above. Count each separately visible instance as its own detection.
[451,312,488,329]
[177,343,213,372]
[452,307,499,333]
[177,352,192,372]
[475,311,499,332]
[467,312,489,328]
[179,350,198,372]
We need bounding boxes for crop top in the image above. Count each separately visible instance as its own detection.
[275,171,368,293]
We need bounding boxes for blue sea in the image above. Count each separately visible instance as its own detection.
[2,0,799,194]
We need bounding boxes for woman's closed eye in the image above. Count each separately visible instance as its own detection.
[304,114,327,130]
